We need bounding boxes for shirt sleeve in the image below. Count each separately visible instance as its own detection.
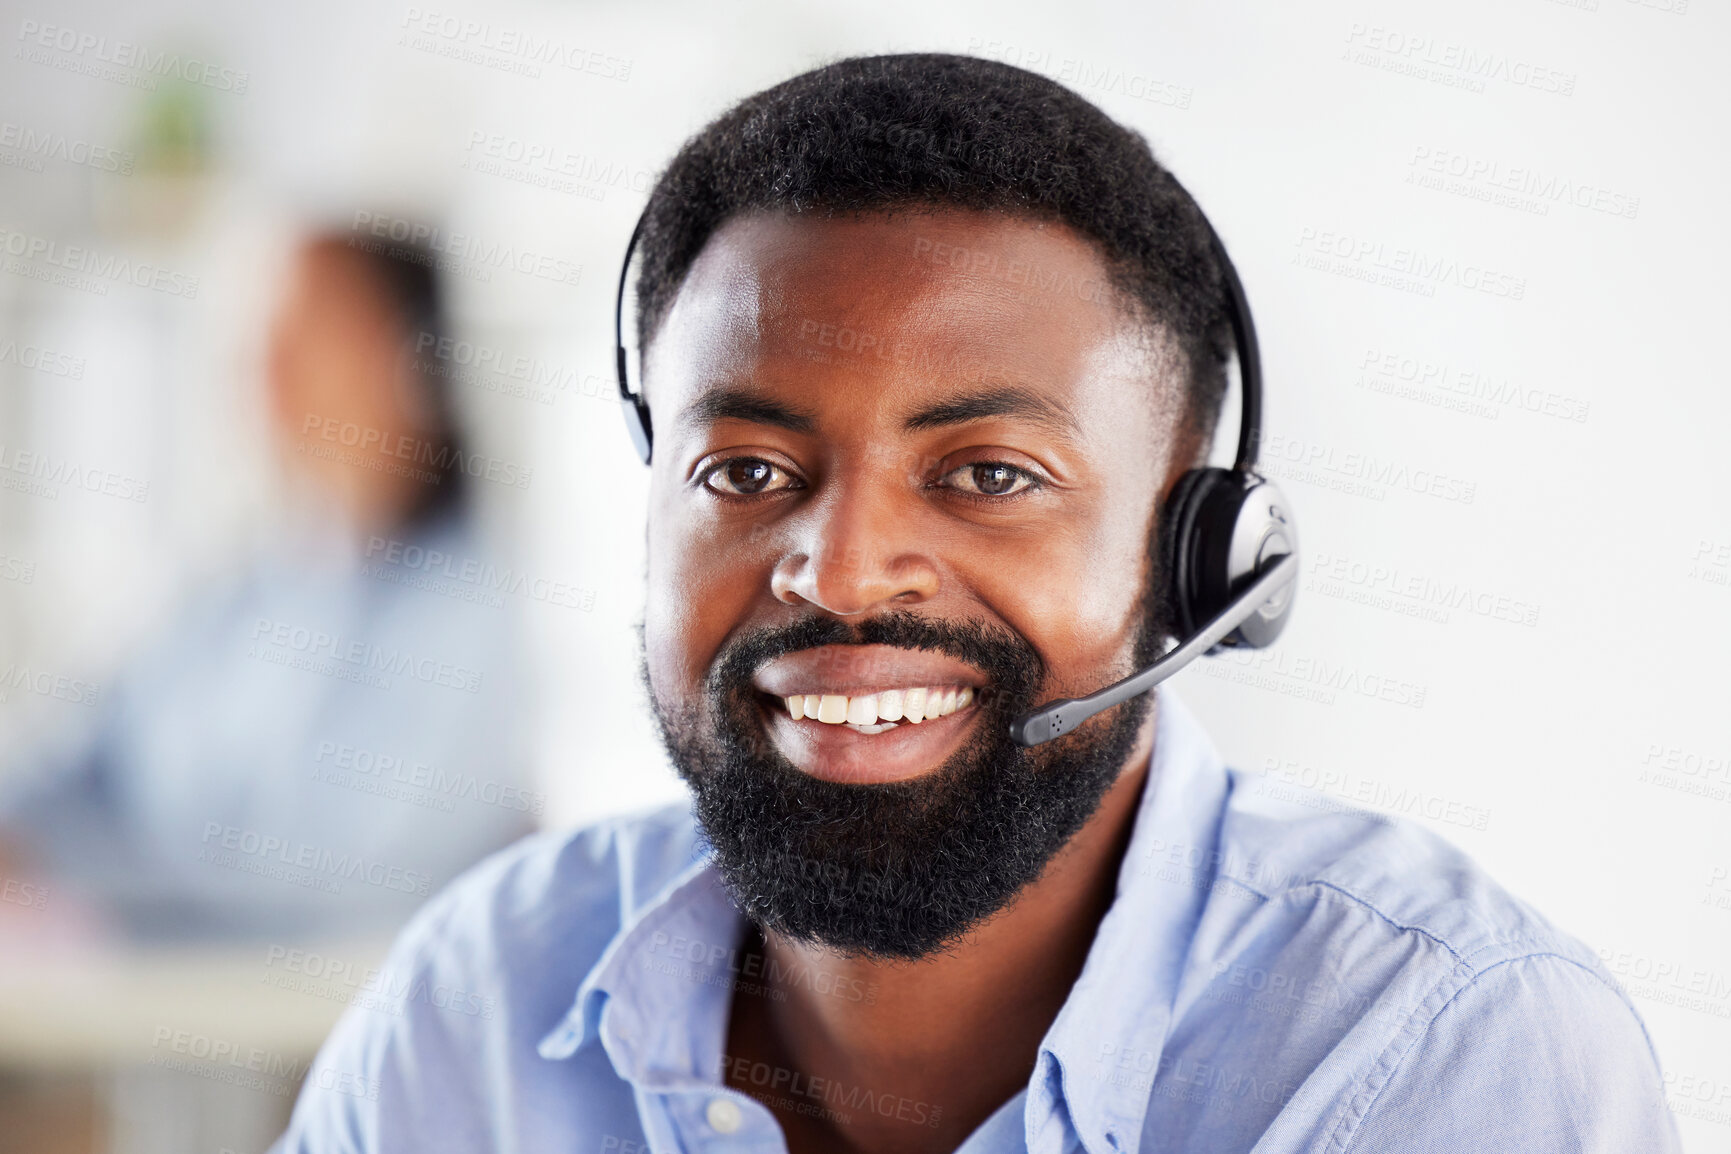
[1341,953,1682,1153]
[268,895,495,1154]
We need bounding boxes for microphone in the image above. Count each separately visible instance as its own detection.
[1008,551,1299,747]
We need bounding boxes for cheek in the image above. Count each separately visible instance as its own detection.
[645,495,770,693]
[968,508,1153,693]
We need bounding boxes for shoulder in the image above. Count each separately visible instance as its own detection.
[1333,948,1681,1151]
[366,798,707,1035]
[272,800,703,1151]
[1214,766,1596,974]
[393,798,705,968]
[1174,769,1678,1152]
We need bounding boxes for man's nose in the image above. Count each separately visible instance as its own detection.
[769,484,941,615]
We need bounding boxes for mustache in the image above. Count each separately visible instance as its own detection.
[708,610,1047,717]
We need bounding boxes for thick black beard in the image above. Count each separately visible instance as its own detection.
[643,596,1165,961]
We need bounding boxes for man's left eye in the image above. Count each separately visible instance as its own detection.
[939,462,1037,498]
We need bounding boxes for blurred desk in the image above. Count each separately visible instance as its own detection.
[0,904,391,1154]
[0,938,391,1069]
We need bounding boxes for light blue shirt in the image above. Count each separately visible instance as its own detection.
[273,686,1681,1152]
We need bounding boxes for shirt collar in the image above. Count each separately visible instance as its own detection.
[1028,685,1231,1154]
[538,686,1230,1154]
[537,853,745,1091]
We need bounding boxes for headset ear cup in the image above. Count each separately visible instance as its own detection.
[1162,467,1299,651]
[1160,467,1233,640]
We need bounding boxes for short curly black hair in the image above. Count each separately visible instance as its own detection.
[633,52,1234,443]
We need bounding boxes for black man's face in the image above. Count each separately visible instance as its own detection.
[638,209,1195,957]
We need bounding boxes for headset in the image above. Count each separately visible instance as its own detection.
[614,203,1299,749]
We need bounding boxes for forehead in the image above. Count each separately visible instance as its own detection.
[643,209,1176,452]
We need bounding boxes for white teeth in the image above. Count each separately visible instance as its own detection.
[845,694,878,726]
[904,687,928,723]
[847,720,898,735]
[877,689,904,722]
[780,686,975,728]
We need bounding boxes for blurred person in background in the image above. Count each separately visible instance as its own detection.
[0,230,539,941]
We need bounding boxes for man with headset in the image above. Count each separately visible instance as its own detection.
[275,54,1677,1153]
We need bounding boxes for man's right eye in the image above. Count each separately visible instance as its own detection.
[700,458,801,497]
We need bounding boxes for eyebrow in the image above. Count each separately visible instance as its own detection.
[680,382,1079,439]
[902,384,1079,437]
[680,386,818,434]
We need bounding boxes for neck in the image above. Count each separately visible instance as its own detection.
[724,700,1158,1154]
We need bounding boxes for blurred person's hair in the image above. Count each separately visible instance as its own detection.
[631,52,1234,444]
[307,231,469,524]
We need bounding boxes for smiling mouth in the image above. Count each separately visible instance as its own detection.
[770,685,976,734]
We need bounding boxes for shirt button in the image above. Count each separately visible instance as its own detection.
[706,1096,743,1134]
